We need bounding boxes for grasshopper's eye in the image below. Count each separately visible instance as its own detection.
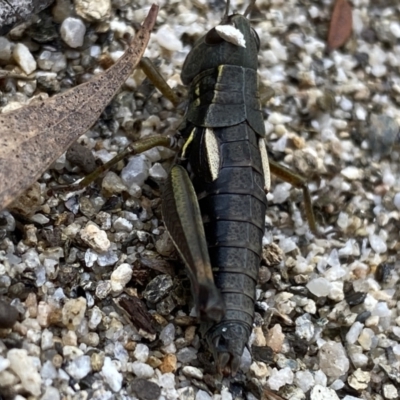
[205,27,224,45]
[251,28,260,51]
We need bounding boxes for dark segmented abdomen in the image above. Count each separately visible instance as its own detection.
[191,122,267,369]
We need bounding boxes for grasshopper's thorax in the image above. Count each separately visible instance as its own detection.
[181,14,260,85]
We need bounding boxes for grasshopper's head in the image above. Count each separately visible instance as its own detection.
[181,11,260,85]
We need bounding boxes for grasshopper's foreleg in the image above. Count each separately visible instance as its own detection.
[162,164,225,324]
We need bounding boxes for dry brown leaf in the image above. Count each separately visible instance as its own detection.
[327,0,353,51]
[0,4,159,211]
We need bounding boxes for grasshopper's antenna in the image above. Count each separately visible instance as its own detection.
[221,0,230,23]
[243,0,256,17]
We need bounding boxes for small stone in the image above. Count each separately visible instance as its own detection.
[176,347,198,363]
[267,367,294,391]
[102,357,123,392]
[394,193,400,211]
[156,26,183,52]
[62,297,87,330]
[121,155,150,188]
[65,355,91,380]
[195,390,212,400]
[143,275,174,303]
[7,349,41,396]
[0,300,18,328]
[307,277,331,297]
[251,326,266,347]
[160,354,177,373]
[134,344,149,363]
[96,280,112,299]
[149,163,168,179]
[102,171,127,194]
[13,43,37,74]
[129,378,161,400]
[0,37,12,61]
[97,250,118,267]
[37,301,52,327]
[358,328,374,350]
[295,370,314,392]
[250,361,269,379]
[182,366,203,380]
[91,352,105,372]
[318,341,349,379]
[177,387,195,400]
[80,223,110,252]
[295,314,315,341]
[0,357,10,373]
[37,50,67,72]
[310,385,340,400]
[75,0,111,22]
[110,263,132,294]
[60,17,86,47]
[147,356,162,369]
[383,383,398,399]
[265,324,284,352]
[41,386,60,400]
[341,166,361,180]
[88,306,103,329]
[346,322,364,344]
[130,361,154,379]
[348,368,370,390]
[113,217,133,232]
[369,234,387,254]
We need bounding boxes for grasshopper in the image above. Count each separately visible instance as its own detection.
[161,0,317,375]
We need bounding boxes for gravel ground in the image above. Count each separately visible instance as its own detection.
[1,0,400,399]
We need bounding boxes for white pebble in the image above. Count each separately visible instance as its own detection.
[389,22,400,38]
[383,383,398,400]
[133,344,149,363]
[130,361,154,378]
[60,18,86,48]
[307,277,331,297]
[182,366,204,380]
[75,0,111,22]
[101,357,123,392]
[0,37,12,61]
[267,367,294,391]
[156,26,183,52]
[196,390,212,400]
[80,224,110,253]
[346,322,364,344]
[8,349,41,396]
[368,234,387,254]
[341,166,361,180]
[393,193,400,210]
[310,385,340,400]
[65,355,91,380]
[13,43,37,74]
[339,97,353,111]
[110,263,132,293]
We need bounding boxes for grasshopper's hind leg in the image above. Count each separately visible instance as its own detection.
[162,165,225,324]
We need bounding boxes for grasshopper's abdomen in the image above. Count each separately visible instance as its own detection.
[197,123,267,373]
